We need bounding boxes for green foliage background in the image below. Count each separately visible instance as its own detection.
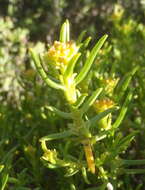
[0,0,145,189]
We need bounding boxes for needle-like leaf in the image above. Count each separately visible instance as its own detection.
[112,91,132,129]
[64,53,81,79]
[45,106,72,119]
[59,20,70,43]
[73,93,88,108]
[66,19,70,42]
[39,130,73,142]
[82,167,90,184]
[82,36,92,49]
[0,165,4,173]
[75,35,108,85]
[115,66,139,101]
[122,159,145,166]
[81,88,103,114]
[123,169,145,174]
[77,30,87,44]
[1,174,9,190]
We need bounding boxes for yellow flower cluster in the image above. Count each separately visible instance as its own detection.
[93,99,115,113]
[46,41,78,72]
[102,78,119,95]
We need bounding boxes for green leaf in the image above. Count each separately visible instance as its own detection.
[70,184,77,190]
[112,91,132,129]
[122,159,145,166]
[115,66,139,101]
[83,37,92,49]
[117,131,138,149]
[79,36,92,51]
[82,167,90,184]
[59,22,67,42]
[91,128,118,144]
[112,131,138,156]
[59,20,70,42]
[41,159,62,169]
[73,93,88,108]
[77,30,87,44]
[2,145,18,163]
[65,168,79,177]
[123,168,145,174]
[136,184,143,190]
[64,53,81,79]
[81,88,103,114]
[30,49,64,90]
[39,130,73,142]
[1,173,9,190]
[0,165,4,173]
[66,19,70,42]
[92,133,107,143]
[7,177,19,184]
[45,106,72,119]
[75,35,108,85]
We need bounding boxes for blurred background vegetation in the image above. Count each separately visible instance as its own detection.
[0,0,145,189]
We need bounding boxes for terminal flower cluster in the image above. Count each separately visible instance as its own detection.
[44,41,79,74]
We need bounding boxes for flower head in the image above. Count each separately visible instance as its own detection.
[102,78,119,95]
[44,41,78,73]
[93,99,115,113]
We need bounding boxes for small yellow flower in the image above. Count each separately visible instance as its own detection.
[102,78,119,95]
[111,4,124,21]
[93,99,115,113]
[45,41,78,73]
[93,99,115,130]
